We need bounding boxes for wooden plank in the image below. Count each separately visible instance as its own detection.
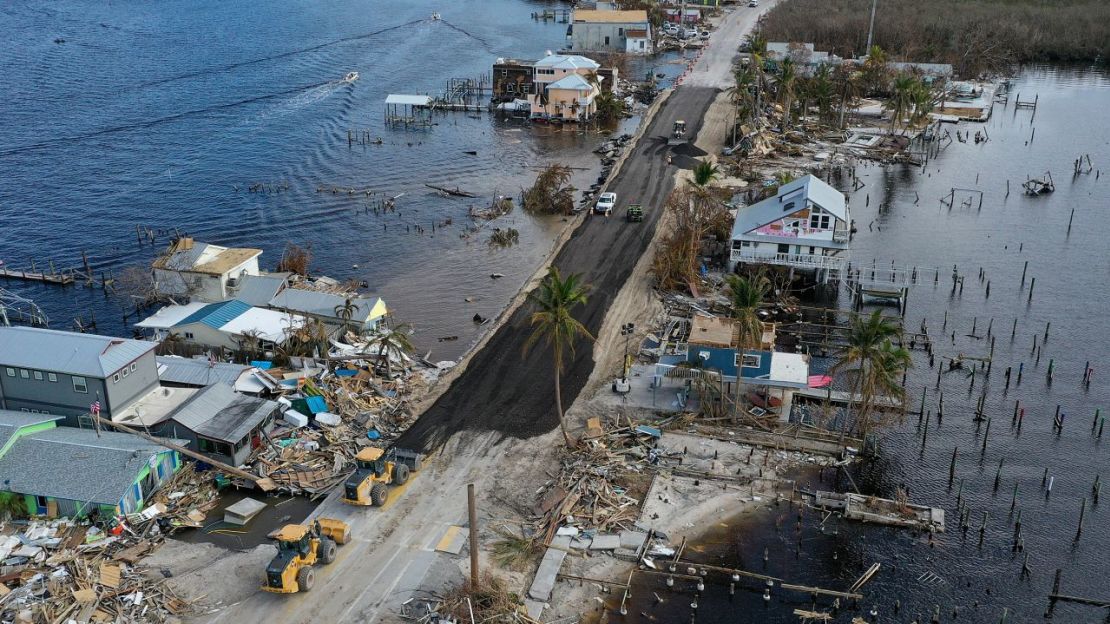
[98,564,121,589]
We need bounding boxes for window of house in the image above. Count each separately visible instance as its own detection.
[604,36,610,45]
[500,69,508,77]
[198,437,232,457]
[809,212,830,229]
[783,201,795,212]
[19,369,29,379]
[33,371,43,381]
[48,373,57,382]
[35,495,48,508]
[738,353,762,368]
[113,373,120,383]
[506,83,515,93]
[130,363,137,372]
[4,368,13,377]
[122,368,129,378]
[184,332,195,340]
[618,27,624,35]
[72,376,88,393]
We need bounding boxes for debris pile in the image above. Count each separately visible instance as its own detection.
[236,349,420,497]
[0,465,218,623]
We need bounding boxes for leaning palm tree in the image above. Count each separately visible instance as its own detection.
[363,323,415,379]
[725,273,770,416]
[523,267,594,446]
[831,310,908,437]
[334,298,359,335]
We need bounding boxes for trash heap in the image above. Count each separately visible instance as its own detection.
[236,351,420,496]
[0,465,217,623]
[534,415,675,549]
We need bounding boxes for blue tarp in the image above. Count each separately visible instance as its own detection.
[250,360,273,370]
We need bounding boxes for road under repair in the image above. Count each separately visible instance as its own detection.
[179,5,778,622]
[398,86,719,450]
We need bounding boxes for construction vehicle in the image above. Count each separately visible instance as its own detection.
[669,120,687,145]
[626,204,643,222]
[342,447,422,506]
[261,518,351,594]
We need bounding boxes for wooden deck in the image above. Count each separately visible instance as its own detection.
[0,267,74,285]
[792,387,904,409]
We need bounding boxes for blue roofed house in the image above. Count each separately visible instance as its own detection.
[730,175,851,284]
[0,327,159,428]
[0,411,181,519]
[657,316,810,413]
[135,299,307,353]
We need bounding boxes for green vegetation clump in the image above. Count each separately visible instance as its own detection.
[760,0,1110,75]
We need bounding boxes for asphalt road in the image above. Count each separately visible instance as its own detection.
[398,85,720,450]
[192,6,776,623]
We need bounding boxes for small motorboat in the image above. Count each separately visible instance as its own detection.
[431,12,441,20]
[343,71,359,83]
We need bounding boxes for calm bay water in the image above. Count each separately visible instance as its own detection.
[0,0,691,359]
[625,66,1110,623]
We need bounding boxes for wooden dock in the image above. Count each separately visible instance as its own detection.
[0,267,74,285]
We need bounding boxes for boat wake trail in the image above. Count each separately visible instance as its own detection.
[436,18,493,51]
[0,81,333,157]
[134,19,424,89]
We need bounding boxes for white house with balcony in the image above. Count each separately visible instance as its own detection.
[730,175,850,283]
[528,54,607,122]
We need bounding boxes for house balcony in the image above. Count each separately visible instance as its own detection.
[832,226,850,243]
[731,248,847,272]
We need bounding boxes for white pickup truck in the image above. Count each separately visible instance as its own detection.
[594,192,616,216]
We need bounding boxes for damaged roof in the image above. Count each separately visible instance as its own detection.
[152,237,262,275]
[156,356,251,387]
[166,382,276,444]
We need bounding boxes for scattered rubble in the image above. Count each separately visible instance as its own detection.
[0,464,217,623]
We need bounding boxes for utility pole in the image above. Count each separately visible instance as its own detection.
[865,0,878,52]
[468,483,480,588]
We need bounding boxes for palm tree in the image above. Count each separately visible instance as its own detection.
[835,66,861,128]
[162,331,184,356]
[750,52,767,120]
[778,58,797,129]
[334,298,359,335]
[724,274,770,415]
[810,65,835,125]
[888,74,917,133]
[593,92,624,125]
[523,267,594,446]
[909,79,936,126]
[692,159,720,188]
[861,45,890,96]
[363,323,415,379]
[831,310,910,438]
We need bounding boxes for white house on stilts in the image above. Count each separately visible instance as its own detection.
[730,175,851,284]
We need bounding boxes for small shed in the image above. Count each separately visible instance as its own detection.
[156,383,277,466]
